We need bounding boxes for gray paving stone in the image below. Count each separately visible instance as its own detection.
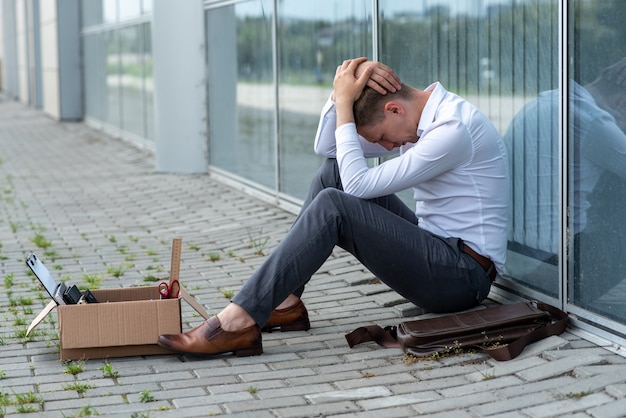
[329,406,423,418]
[543,346,616,361]
[495,375,577,398]
[485,412,534,418]
[416,411,476,418]
[333,372,417,390]
[356,390,442,409]
[512,334,571,359]
[470,391,557,416]
[587,397,626,418]
[606,383,626,398]
[223,394,309,413]
[273,400,362,417]
[464,355,547,382]
[438,375,525,397]
[555,367,626,397]
[574,364,626,379]
[515,354,607,382]
[256,382,335,399]
[413,391,500,414]
[521,392,615,418]
[306,386,392,403]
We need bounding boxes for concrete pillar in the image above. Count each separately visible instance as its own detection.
[2,0,20,98]
[151,0,207,173]
[39,0,81,120]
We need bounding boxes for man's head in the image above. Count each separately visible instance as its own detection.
[353,84,411,126]
[353,84,421,150]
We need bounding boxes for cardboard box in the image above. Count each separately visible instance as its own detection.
[27,238,209,360]
[29,285,209,360]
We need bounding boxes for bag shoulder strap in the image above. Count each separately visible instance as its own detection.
[345,324,399,349]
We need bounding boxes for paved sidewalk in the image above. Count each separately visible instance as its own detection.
[1,95,626,418]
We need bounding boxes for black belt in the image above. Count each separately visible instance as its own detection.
[463,244,497,282]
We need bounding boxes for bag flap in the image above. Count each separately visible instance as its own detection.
[397,302,549,343]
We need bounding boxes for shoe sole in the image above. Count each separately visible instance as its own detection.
[157,342,263,357]
[262,318,311,332]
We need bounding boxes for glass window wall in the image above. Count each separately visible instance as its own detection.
[83,32,106,122]
[81,1,153,145]
[378,1,560,298]
[569,0,626,323]
[119,24,145,138]
[104,29,121,128]
[276,0,373,199]
[206,1,276,189]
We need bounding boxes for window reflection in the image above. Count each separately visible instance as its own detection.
[500,0,559,297]
[570,0,626,322]
[503,84,559,297]
[118,0,141,21]
[82,1,154,144]
[83,33,106,122]
[120,25,145,137]
[143,23,154,141]
[105,30,121,127]
[378,1,560,286]
[103,0,117,24]
[207,1,276,188]
[277,0,372,199]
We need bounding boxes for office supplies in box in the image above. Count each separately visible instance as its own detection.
[27,238,209,360]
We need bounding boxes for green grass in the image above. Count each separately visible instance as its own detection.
[139,389,154,403]
[31,233,52,249]
[107,264,128,278]
[63,361,85,376]
[63,382,95,397]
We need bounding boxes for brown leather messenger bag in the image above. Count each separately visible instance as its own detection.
[345,301,568,361]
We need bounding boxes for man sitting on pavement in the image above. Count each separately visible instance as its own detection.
[157,57,510,357]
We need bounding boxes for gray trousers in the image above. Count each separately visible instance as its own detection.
[232,159,492,327]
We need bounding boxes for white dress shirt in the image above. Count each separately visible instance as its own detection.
[314,82,509,274]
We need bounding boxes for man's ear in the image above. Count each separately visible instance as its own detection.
[384,101,404,115]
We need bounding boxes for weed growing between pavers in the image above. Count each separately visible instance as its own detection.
[247,228,270,255]
[139,389,155,403]
[0,390,45,414]
[64,360,85,375]
[219,287,235,299]
[63,381,96,398]
[99,360,120,381]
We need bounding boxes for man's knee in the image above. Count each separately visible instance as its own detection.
[308,188,345,212]
[315,159,341,187]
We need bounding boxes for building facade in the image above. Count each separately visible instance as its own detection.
[2,0,626,349]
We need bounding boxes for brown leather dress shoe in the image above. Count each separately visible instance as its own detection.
[157,316,262,357]
[262,299,311,332]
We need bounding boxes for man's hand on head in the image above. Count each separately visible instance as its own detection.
[356,60,402,95]
[333,57,372,126]
[333,58,371,105]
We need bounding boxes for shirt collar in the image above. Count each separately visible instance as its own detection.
[417,82,445,138]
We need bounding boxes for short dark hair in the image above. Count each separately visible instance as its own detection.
[353,83,410,127]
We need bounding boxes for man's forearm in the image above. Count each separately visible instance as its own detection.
[335,99,356,127]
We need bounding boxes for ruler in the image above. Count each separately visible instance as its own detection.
[169,237,182,284]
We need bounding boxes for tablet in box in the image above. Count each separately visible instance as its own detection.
[26,252,67,306]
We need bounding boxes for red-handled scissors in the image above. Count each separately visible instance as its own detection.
[158,280,180,299]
